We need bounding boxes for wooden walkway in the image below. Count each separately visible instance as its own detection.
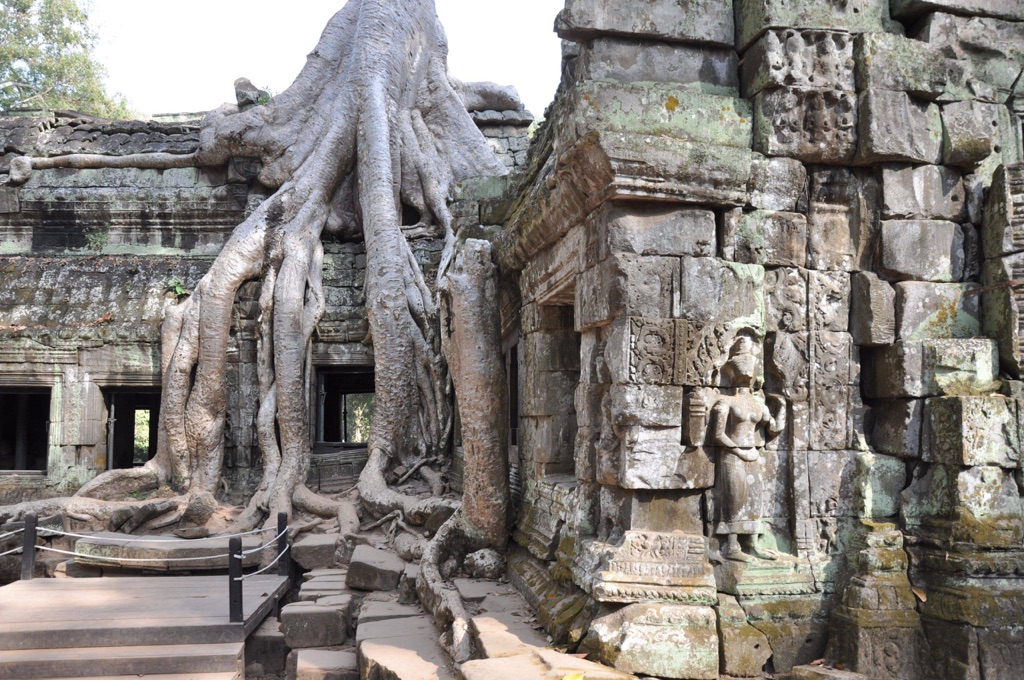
[0,574,289,678]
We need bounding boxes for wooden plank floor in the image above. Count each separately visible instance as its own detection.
[0,574,290,651]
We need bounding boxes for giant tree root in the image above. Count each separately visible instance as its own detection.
[417,509,476,663]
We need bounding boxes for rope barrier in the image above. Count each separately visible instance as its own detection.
[239,526,288,556]
[235,545,290,581]
[36,545,233,564]
[0,546,23,558]
[0,529,24,542]
[36,526,275,544]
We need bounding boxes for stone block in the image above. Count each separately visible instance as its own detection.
[854,32,948,99]
[556,0,734,47]
[715,594,771,677]
[892,0,1024,21]
[880,164,967,222]
[462,648,637,680]
[894,281,980,342]
[345,545,404,592]
[807,167,880,272]
[942,100,1000,169]
[765,268,808,333]
[870,399,923,459]
[879,220,964,282]
[0,187,18,214]
[982,252,1024,377]
[754,88,857,164]
[358,636,454,680]
[850,272,895,347]
[862,339,999,399]
[295,650,358,680]
[923,396,1020,468]
[735,0,900,51]
[857,90,942,165]
[981,164,1024,259]
[722,209,807,267]
[608,385,683,428]
[578,39,740,96]
[280,601,349,648]
[586,203,716,263]
[563,83,752,151]
[809,271,850,333]
[587,603,719,679]
[747,157,807,212]
[679,256,764,329]
[904,463,1023,547]
[792,666,868,679]
[765,332,810,401]
[291,533,339,571]
[741,29,855,98]
[576,254,680,332]
[358,600,423,625]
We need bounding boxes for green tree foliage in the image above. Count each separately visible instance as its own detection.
[0,0,131,118]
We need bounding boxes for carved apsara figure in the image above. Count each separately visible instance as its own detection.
[712,336,785,562]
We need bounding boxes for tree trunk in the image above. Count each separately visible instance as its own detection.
[440,238,510,550]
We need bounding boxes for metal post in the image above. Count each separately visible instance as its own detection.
[229,537,243,623]
[21,513,37,581]
[277,512,290,577]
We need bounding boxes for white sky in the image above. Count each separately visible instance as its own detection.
[88,0,565,119]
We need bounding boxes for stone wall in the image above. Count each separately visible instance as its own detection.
[494,1,1024,678]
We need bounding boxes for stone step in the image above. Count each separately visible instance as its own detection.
[0,642,243,679]
[357,614,456,680]
[34,674,239,680]
[0,618,242,652]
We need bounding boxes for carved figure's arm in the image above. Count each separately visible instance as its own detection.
[712,400,736,449]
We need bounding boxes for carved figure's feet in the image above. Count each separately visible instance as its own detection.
[722,539,754,563]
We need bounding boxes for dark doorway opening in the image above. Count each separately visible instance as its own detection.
[0,390,50,472]
[316,369,375,446]
[107,391,160,470]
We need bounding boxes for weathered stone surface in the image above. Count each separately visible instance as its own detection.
[280,601,349,649]
[576,255,680,331]
[806,167,880,272]
[879,220,964,282]
[850,272,895,347]
[792,665,868,679]
[678,257,765,330]
[462,648,637,680]
[870,399,923,459]
[587,603,719,679]
[880,164,967,221]
[903,463,1023,547]
[556,0,734,47]
[358,632,455,680]
[854,32,948,99]
[807,450,904,519]
[863,339,999,399]
[563,83,753,152]
[471,614,549,659]
[892,0,1024,21]
[586,204,717,264]
[765,268,809,333]
[809,271,850,333]
[296,650,358,680]
[465,548,506,579]
[942,100,1001,169]
[981,164,1024,259]
[857,89,943,164]
[578,39,739,96]
[292,533,340,571]
[715,594,771,677]
[982,251,1024,377]
[358,600,422,625]
[585,531,716,604]
[747,157,808,212]
[722,209,807,267]
[893,282,980,342]
[735,0,900,51]
[741,29,855,98]
[923,396,1020,468]
[754,88,858,164]
[246,616,286,678]
[345,545,404,592]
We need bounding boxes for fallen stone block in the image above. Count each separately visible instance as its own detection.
[471,615,549,659]
[462,648,637,680]
[292,533,340,571]
[281,601,350,649]
[296,649,358,680]
[358,600,423,625]
[355,615,437,645]
[346,545,405,592]
[245,615,286,678]
[358,630,456,680]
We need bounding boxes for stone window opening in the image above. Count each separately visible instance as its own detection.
[105,390,160,470]
[315,368,375,447]
[0,389,50,473]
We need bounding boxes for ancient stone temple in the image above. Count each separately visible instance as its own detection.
[1,0,1023,679]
